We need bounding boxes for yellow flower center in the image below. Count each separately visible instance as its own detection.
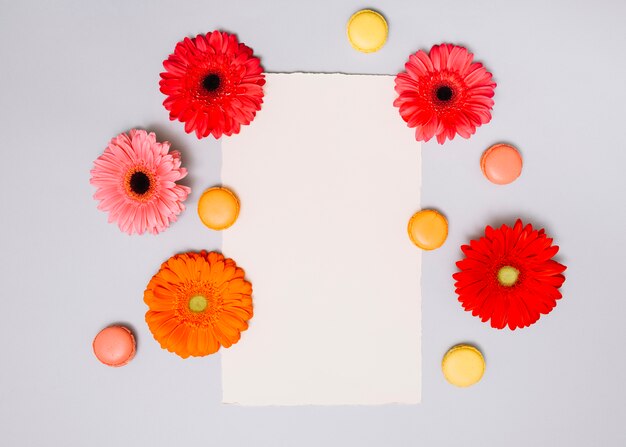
[497,266,520,287]
[188,295,208,313]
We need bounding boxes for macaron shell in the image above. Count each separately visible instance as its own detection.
[93,326,136,367]
[481,143,523,185]
[197,187,240,230]
[346,10,388,53]
[442,345,485,387]
[407,209,448,250]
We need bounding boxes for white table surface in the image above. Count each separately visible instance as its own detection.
[1,1,625,445]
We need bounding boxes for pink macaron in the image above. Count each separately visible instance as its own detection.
[93,325,136,367]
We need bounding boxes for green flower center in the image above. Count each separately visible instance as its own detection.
[497,266,520,287]
[188,295,208,313]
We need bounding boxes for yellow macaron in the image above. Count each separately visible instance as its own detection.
[346,9,388,53]
[442,344,485,387]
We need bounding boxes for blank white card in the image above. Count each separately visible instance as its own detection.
[221,73,421,405]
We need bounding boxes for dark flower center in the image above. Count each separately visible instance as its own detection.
[202,73,221,92]
[436,85,453,102]
[130,171,151,195]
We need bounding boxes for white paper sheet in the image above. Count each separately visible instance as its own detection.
[221,73,421,405]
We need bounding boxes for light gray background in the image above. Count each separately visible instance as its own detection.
[1,0,625,445]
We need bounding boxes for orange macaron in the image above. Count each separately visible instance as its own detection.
[197,186,240,230]
[93,325,136,367]
[407,209,448,250]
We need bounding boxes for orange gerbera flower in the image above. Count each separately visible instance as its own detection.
[144,251,253,358]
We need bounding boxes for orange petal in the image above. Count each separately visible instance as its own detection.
[215,322,242,347]
[223,304,253,320]
[196,327,210,355]
[183,255,203,281]
[166,324,190,358]
[212,324,234,348]
[169,255,193,279]
[224,292,252,303]
[220,310,250,329]
[143,289,156,305]
[205,327,221,354]
[152,317,179,346]
[210,260,225,280]
[207,251,224,265]
[228,278,252,294]
[156,267,182,285]
[151,285,177,302]
[150,276,179,292]
[198,256,211,280]
[146,310,176,329]
[186,327,200,356]
[222,264,237,281]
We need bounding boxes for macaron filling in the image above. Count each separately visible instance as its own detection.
[497,265,520,287]
[189,294,208,313]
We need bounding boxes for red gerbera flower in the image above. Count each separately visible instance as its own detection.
[453,220,566,330]
[394,44,496,144]
[159,31,265,139]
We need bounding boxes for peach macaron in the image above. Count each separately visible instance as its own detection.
[481,143,523,185]
[93,325,136,367]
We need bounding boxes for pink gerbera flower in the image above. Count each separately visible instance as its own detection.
[394,44,496,144]
[90,130,191,235]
